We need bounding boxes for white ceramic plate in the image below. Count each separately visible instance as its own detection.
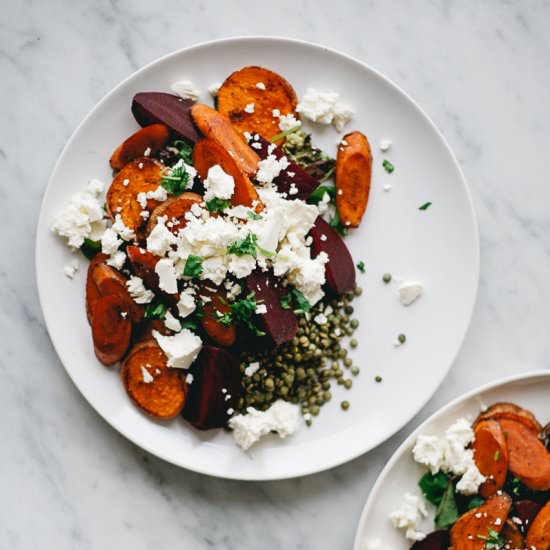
[353,371,550,549]
[36,37,479,480]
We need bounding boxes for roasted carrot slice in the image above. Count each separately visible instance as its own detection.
[91,262,143,323]
[85,253,109,324]
[472,420,509,498]
[193,138,260,208]
[526,500,550,549]
[120,340,187,419]
[501,520,524,549]
[190,104,260,178]
[106,157,164,235]
[200,289,236,347]
[335,131,372,228]
[474,402,542,434]
[146,192,202,235]
[109,124,170,170]
[450,493,512,550]
[499,419,550,491]
[217,65,298,141]
[91,294,132,366]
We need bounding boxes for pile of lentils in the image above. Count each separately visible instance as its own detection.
[237,285,363,424]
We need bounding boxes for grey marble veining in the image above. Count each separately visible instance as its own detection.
[2,0,550,548]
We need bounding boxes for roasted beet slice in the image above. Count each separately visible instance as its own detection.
[309,216,356,295]
[132,92,201,144]
[255,136,319,200]
[245,270,298,346]
[410,530,449,550]
[514,500,542,532]
[181,346,242,430]
[126,245,159,290]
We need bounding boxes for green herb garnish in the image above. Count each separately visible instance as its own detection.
[467,496,485,510]
[308,183,336,205]
[329,209,348,237]
[291,289,311,314]
[227,233,258,258]
[80,238,102,260]
[180,318,199,331]
[161,162,190,196]
[418,471,450,506]
[419,201,432,211]
[434,481,459,530]
[477,529,505,549]
[356,261,366,273]
[382,159,395,174]
[173,140,193,165]
[144,301,168,320]
[282,131,336,182]
[270,124,301,143]
[205,198,230,212]
[183,255,203,278]
[219,292,265,336]
[247,210,263,221]
[280,294,292,309]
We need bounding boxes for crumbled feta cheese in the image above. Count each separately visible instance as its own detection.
[256,155,289,184]
[155,258,178,294]
[123,178,130,187]
[228,400,300,451]
[147,218,177,256]
[141,366,154,384]
[399,281,424,306]
[288,183,298,195]
[203,165,235,202]
[244,103,255,113]
[255,82,266,90]
[208,82,222,97]
[107,250,126,270]
[143,147,151,157]
[390,493,427,541]
[152,329,202,370]
[163,310,182,332]
[112,214,135,241]
[170,80,200,101]
[383,183,393,192]
[320,234,327,242]
[314,313,327,325]
[272,108,280,117]
[278,113,301,132]
[126,276,154,304]
[255,304,267,315]
[177,291,196,318]
[296,87,354,131]
[185,373,194,384]
[379,138,392,151]
[244,362,260,377]
[63,258,79,279]
[87,178,104,195]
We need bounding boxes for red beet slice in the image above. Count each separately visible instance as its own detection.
[181,346,242,430]
[245,270,298,346]
[410,530,449,550]
[514,500,542,532]
[309,216,355,295]
[254,136,319,200]
[132,92,201,144]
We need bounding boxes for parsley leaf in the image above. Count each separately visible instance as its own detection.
[180,318,199,331]
[419,201,432,211]
[80,238,102,260]
[247,210,263,221]
[206,198,230,212]
[227,233,258,258]
[291,289,311,314]
[467,496,485,510]
[282,131,336,182]
[280,294,292,309]
[434,481,459,530]
[183,255,203,278]
[418,471,450,506]
[356,260,366,273]
[161,161,190,196]
[477,529,505,550]
[173,140,193,165]
[329,209,349,236]
[219,292,265,336]
[382,159,395,174]
[144,301,168,320]
[308,183,336,205]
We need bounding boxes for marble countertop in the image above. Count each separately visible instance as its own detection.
[2,1,550,548]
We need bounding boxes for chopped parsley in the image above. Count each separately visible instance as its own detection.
[418,471,450,506]
[270,124,301,144]
[80,238,102,260]
[227,233,258,258]
[308,183,336,204]
[183,255,203,278]
[173,140,193,165]
[144,300,168,320]
[466,496,485,510]
[282,131,336,182]
[329,209,348,237]
[247,210,263,221]
[279,294,292,310]
[180,318,199,331]
[205,198,230,212]
[356,260,366,273]
[434,482,458,530]
[161,161,191,196]
[382,159,395,174]
[279,289,311,314]
[419,201,432,211]
[219,292,265,336]
[477,529,505,550]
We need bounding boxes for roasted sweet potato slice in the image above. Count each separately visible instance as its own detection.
[132,92,201,143]
[190,104,260,178]
[449,493,512,550]
[335,131,372,228]
[193,138,260,208]
[121,339,187,419]
[105,157,164,235]
[410,530,449,550]
[91,262,143,323]
[472,420,509,498]
[501,520,524,549]
[92,294,132,366]
[200,288,236,347]
[85,253,109,324]
[474,402,542,434]
[309,216,356,295]
[146,192,202,235]
[217,66,298,141]
[526,501,550,549]
[110,124,170,170]
[499,419,550,491]
[182,345,242,430]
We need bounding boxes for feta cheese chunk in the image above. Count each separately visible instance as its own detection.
[278,113,301,132]
[141,366,154,384]
[126,276,154,304]
[244,102,255,113]
[147,218,177,256]
[228,400,300,451]
[256,155,289,184]
[244,362,260,377]
[177,290,196,318]
[63,259,79,279]
[296,87,354,131]
[155,258,178,294]
[399,281,424,306]
[390,493,427,541]
[163,311,182,332]
[379,138,392,151]
[152,329,202,370]
[170,80,200,101]
[203,165,235,202]
[208,82,222,97]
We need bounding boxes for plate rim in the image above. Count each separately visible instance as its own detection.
[352,369,550,548]
[35,36,480,480]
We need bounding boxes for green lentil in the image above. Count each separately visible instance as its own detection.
[382,273,392,284]
[398,334,407,344]
[350,339,358,348]
[341,400,350,411]
[375,375,383,383]
[351,366,360,376]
